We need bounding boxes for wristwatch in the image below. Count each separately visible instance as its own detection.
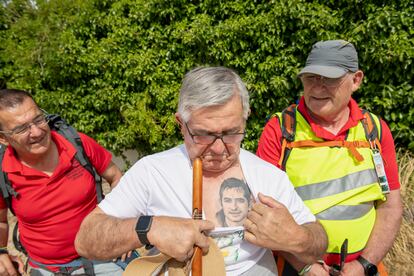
[357,255,378,276]
[298,264,312,275]
[135,215,154,249]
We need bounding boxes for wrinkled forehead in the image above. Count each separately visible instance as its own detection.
[0,98,41,127]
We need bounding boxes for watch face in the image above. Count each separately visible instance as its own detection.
[367,264,378,276]
[136,216,153,233]
[136,216,153,246]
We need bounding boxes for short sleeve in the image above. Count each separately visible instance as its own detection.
[379,120,401,190]
[256,117,283,169]
[99,159,149,218]
[78,133,112,175]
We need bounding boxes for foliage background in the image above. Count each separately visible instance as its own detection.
[0,0,413,156]
[1,1,413,275]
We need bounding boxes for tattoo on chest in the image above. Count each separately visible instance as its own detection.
[215,178,252,227]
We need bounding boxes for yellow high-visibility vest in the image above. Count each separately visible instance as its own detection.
[277,108,385,254]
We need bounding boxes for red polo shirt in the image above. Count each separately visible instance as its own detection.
[256,96,400,264]
[0,131,112,265]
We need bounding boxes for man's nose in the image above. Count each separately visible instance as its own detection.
[209,137,227,154]
[28,123,44,137]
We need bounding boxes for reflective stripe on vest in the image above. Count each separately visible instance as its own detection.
[316,202,374,220]
[277,109,385,254]
[295,169,377,201]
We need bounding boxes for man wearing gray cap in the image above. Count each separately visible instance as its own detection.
[257,40,402,276]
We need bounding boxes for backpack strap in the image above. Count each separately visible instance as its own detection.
[287,140,371,162]
[80,258,96,276]
[361,110,382,152]
[12,222,27,255]
[278,104,297,170]
[0,145,26,255]
[47,114,104,203]
[30,257,96,275]
[278,107,382,164]
[0,145,18,215]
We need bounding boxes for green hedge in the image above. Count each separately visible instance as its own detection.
[1,0,413,155]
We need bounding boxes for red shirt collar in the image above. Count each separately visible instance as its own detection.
[2,131,76,174]
[296,96,364,140]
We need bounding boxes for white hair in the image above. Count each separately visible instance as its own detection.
[177,66,250,122]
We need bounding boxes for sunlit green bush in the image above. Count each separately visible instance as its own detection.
[1,0,412,154]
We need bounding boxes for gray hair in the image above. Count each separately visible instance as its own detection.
[177,66,250,122]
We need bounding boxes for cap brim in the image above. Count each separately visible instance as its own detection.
[298,65,347,78]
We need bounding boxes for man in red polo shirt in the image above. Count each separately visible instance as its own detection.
[257,40,402,276]
[0,89,123,275]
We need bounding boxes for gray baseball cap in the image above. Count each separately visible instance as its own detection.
[298,40,359,78]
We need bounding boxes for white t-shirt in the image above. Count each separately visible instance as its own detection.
[100,145,315,275]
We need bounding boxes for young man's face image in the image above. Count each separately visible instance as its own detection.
[221,187,250,227]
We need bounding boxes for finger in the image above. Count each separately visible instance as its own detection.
[243,218,257,233]
[187,248,195,259]
[251,201,269,215]
[1,257,18,276]
[10,257,24,275]
[175,248,194,263]
[121,253,127,262]
[0,267,6,276]
[258,193,283,208]
[246,209,262,223]
[176,252,191,263]
[18,261,24,275]
[322,263,331,271]
[243,231,257,244]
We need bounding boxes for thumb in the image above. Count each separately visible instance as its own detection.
[258,193,282,209]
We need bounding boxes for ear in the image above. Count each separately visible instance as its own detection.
[0,134,9,146]
[351,70,364,92]
[175,112,183,126]
[175,113,185,136]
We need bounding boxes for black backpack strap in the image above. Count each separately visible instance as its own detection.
[0,146,26,256]
[278,104,297,170]
[12,222,27,255]
[80,258,96,276]
[47,115,103,203]
[0,145,18,214]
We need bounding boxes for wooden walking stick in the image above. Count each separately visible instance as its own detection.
[192,157,203,276]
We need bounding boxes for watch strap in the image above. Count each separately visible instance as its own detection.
[298,264,312,275]
[136,216,153,247]
[357,255,377,276]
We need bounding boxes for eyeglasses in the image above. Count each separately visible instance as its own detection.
[184,122,245,145]
[0,112,49,137]
[300,74,350,88]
